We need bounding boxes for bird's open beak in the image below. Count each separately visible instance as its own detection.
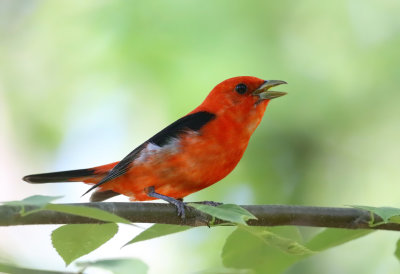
[253,80,287,100]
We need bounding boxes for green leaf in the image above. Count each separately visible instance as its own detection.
[3,195,62,216]
[0,261,65,274]
[199,267,254,274]
[51,223,118,266]
[351,205,400,225]
[124,223,192,246]
[3,195,132,224]
[188,203,257,225]
[395,239,400,262]
[306,228,373,251]
[222,226,312,273]
[246,227,313,256]
[222,225,375,273]
[76,258,148,274]
[45,203,131,224]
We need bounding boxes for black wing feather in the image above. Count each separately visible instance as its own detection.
[82,111,216,196]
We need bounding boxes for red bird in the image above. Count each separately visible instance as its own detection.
[23,76,287,217]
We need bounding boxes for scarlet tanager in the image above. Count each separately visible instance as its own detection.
[23,76,287,217]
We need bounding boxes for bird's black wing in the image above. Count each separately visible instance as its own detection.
[82,111,216,196]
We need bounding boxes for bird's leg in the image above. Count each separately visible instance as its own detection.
[144,186,186,218]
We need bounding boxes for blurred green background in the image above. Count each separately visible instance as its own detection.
[1,0,399,273]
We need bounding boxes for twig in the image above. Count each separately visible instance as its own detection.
[0,203,399,231]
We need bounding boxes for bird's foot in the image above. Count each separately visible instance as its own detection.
[169,199,186,219]
[145,186,187,219]
[193,201,223,207]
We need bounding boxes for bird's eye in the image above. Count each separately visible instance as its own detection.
[235,83,247,94]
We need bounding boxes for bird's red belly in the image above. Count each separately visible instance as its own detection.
[100,134,248,201]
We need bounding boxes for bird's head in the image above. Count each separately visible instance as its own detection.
[198,76,287,115]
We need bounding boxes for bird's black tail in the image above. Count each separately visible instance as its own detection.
[23,168,97,184]
[23,163,121,202]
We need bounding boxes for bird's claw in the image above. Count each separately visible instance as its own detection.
[145,186,187,219]
[194,201,223,207]
[175,201,186,219]
[173,200,222,218]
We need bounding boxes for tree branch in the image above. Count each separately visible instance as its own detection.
[0,202,399,231]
